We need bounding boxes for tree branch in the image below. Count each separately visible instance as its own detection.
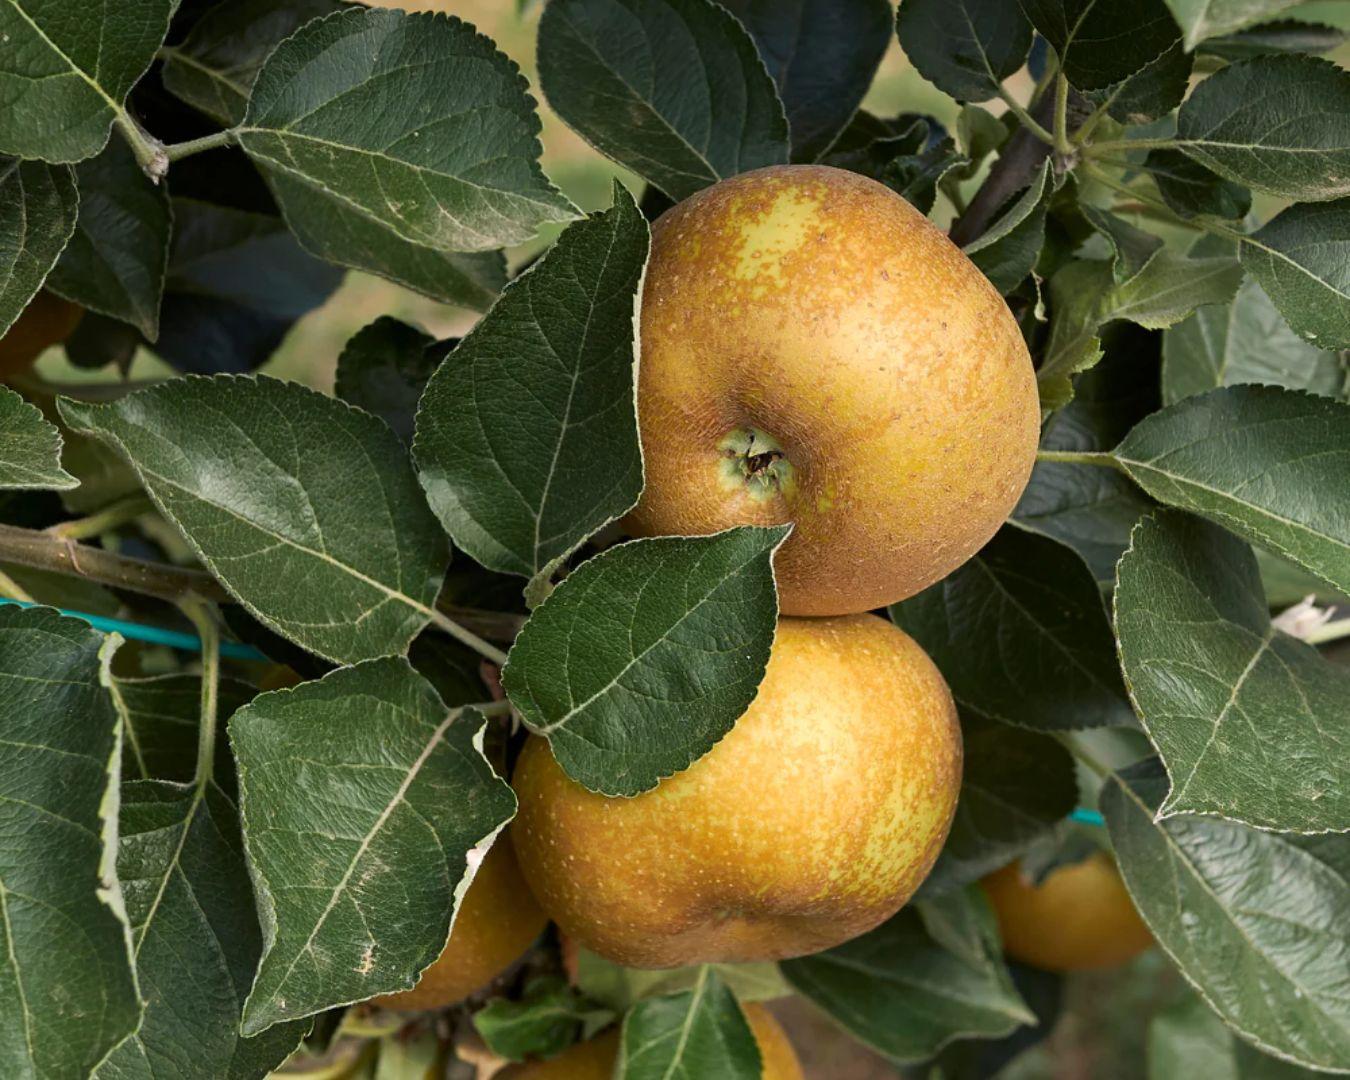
[0,523,229,603]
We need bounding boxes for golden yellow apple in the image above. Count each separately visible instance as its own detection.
[624,163,1039,617]
[0,291,82,379]
[981,850,1154,972]
[496,1003,803,1079]
[511,613,961,968]
[372,835,547,1010]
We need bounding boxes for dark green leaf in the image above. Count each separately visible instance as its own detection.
[1163,0,1309,50]
[1088,40,1193,125]
[238,9,575,268]
[1018,0,1181,91]
[1162,278,1348,403]
[537,0,789,201]
[1104,759,1350,1071]
[414,186,648,585]
[1145,149,1252,220]
[1115,386,1350,597]
[0,385,77,490]
[0,157,79,335]
[162,0,345,125]
[781,888,1033,1063]
[618,968,760,1080]
[0,0,173,162]
[117,673,257,788]
[896,0,1033,104]
[1081,205,1164,282]
[474,976,613,1062]
[921,717,1078,895]
[156,198,346,375]
[46,137,170,339]
[891,528,1135,730]
[882,137,969,214]
[233,659,516,1034]
[59,376,449,665]
[1039,252,1242,411]
[1197,18,1347,60]
[335,317,436,446]
[0,606,139,1077]
[1013,330,1159,583]
[720,0,892,162]
[501,527,787,796]
[1114,511,1348,833]
[1150,991,1332,1078]
[99,781,306,1079]
[1176,56,1350,202]
[964,161,1051,294]
[1241,198,1350,350]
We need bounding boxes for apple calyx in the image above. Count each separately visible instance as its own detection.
[718,427,797,502]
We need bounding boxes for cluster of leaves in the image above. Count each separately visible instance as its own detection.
[0,0,1348,1078]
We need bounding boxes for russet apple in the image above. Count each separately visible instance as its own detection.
[0,291,82,379]
[981,850,1153,971]
[372,834,547,1010]
[624,163,1039,616]
[511,613,961,968]
[496,1003,803,1079]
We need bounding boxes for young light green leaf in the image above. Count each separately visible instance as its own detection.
[1082,205,1164,283]
[474,976,613,1063]
[156,198,347,375]
[0,606,139,1078]
[414,185,648,585]
[1163,0,1307,49]
[618,968,761,1080]
[1104,759,1350,1071]
[1145,149,1252,220]
[98,781,306,1079]
[1162,278,1348,404]
[1197,18,1347,60]
[1039,252,1243,411]
[537,0,789,201]
[162,0,345,126]
[964,160,1051,294]
[1240,198,1350,351]
[890,528,1135,731]
[1013,335,1159,583]
[233,658,516,1034]
[896,0,1033,104]
[0,157,79,335]
[0,0,173,162]
[336,317,437,446]
[238,8,576,267]
[920,717,1079,895]
[1018,0,1181,91]
[1115,512,1348,834]
[46,137,170,340]
[721,0,892,162]
[781,888,1033,1063]
[501,527,787,797]
[59,376,449,665]
[1115,386,1350,597]
[1175,56,1350,202]
[575,950,789,1014]
[0,385,77,490]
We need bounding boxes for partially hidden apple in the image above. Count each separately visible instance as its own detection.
[496,1003,803,1079]
[372,834,547,1010]
[625,163,1039,616]
[982,850,1153,972]
[511,613,961,968]
[0,291,82,380]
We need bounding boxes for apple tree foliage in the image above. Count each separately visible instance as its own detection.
[0,0,1347,1076]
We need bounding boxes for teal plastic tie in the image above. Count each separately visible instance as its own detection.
[1070,807,1106,827]
[0,597,268,661]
